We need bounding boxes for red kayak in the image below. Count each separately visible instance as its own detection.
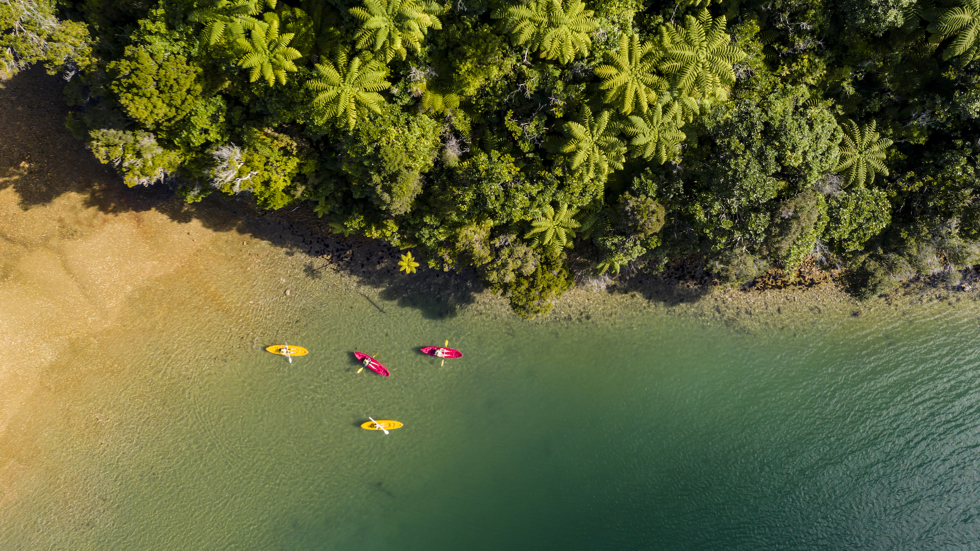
[421,346,463,359]
[354,352,390,377]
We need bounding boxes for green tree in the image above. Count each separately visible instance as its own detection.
[307,51,390,129]
[594,234,648,275]
[235,17,302,86]
[0,0,93,79]
[525,203,581,255]
[677,84,842,252]
[594,33,666,115]
[763,189,828,269]
[929,0,980,65]
[338,102,441,215]
[496,0,599,64]
[480,239,540,288]
[208,128,316,209]
[618,101,686,164]
[834,120,892,188]
[505,256,573,318]
[658,8,745,101]
[108,46,203,130]
[434,150,552,228]
[825,187,892,251]
[619,192,666,238]
[350,0,443,62]
[88,129,183,187]
[560,106,626,181]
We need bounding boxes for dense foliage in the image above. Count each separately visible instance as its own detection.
[6,0,980,316]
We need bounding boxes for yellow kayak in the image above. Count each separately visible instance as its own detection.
[266,344,308,356]
[361,420,404,431]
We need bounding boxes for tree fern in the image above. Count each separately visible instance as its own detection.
[660,90,700,123]
[560,106,626,181]
[274,6,316,57]
[307,51,390,129]
[618,101,686,164]
[596,257,623,275]
[235,17,302,86]
[834,120,893,188]
[525,203,581,256]
[421,90,461,113]
[496,0,599,64]
[189,0,275,46]
[575,205,612,240]
[658,8,745,100]
[929,0,980,65]
[301,0,343,58]
[350,0,443,62]
[674,0,722,9]
[594,33,667,115]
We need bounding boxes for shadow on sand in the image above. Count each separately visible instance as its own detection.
[0,68,480,320]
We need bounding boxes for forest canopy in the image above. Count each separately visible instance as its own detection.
[5,0,980,316]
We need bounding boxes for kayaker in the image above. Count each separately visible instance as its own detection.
[434,348,448,358]
[362,357,372,368]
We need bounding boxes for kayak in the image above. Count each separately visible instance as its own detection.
[354,352,390,377]
[421,346,462,359]
[361,420,403,430]
[266,344,308,356]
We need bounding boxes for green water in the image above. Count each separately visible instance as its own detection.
[3,247,980,549]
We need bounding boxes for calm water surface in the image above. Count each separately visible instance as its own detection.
[2,249,979,549]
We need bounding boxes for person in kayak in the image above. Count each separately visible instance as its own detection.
[362,357,373,368]
[434,348,448,358]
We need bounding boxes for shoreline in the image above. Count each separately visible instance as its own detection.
[2,68,976,340]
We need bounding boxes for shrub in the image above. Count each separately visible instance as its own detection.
[88,129,182,187]
[843,254,911,299]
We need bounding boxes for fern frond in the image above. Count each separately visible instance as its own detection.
[833,119,893,188]
[929,0,980,64]
[659,9,745,101]
[307,52,390,129]
[496,0,598,64]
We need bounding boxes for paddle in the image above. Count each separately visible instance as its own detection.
[284,341,292,364]
[357,352,379,374]
[441,339,448,367]
[368,416,389,435]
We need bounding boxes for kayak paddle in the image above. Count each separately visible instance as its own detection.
[368,416,389,435]
[358,352,379,374]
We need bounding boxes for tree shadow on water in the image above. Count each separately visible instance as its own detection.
[0,68,479,319]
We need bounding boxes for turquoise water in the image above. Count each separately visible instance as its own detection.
[3,253,980,548]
